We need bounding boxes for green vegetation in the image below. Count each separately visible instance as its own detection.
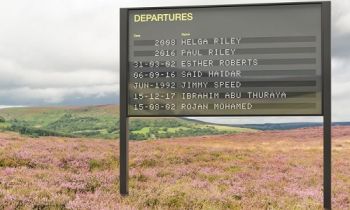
[0,116,10,132]
[129,117,255,140]
[0,105,254,140]
[0,105,119,139]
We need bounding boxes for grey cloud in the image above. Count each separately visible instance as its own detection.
[0,84,118,104]
[0,0,119,105]
[0,2,117,72]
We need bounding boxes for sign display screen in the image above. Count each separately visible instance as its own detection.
[127,4,322,116]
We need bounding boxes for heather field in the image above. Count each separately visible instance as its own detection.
[0,127,349,209]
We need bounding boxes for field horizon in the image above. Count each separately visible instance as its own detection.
[0,126,349,209]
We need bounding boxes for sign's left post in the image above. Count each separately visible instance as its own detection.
[120,8,129,196]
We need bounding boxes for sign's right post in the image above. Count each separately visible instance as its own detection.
[322,2,331,210]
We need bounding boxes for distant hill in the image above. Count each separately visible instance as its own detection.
[181,118,350,130]
[233,122,323,130]
[0,105,255,140]
[236,122,350,130]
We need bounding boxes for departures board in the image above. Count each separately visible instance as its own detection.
[126,3,323,116]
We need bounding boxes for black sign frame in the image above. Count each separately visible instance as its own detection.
[120,1,331,209]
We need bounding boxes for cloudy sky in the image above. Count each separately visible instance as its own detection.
[0,0,348,123]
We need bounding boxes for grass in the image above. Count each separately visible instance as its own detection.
[166,126,190,132]
[0,126,349,209]
[209,125,258,132]
[129,122,255,140]
[131,127,151,135]
[131,125,250,135]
